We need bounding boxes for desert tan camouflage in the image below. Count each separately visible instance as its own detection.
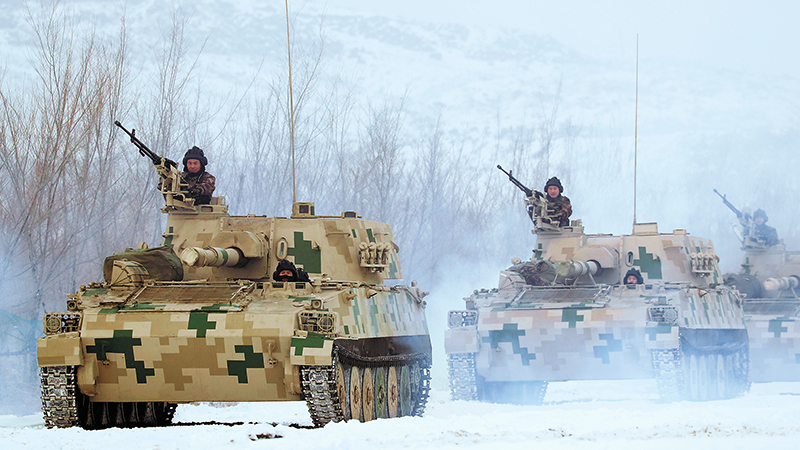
[38,190,430,428]
[722,239,800,381]
[446,213,750,403]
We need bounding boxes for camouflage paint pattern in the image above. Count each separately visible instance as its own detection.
[446,222,746,383]
[38,201,429,403]
[726,241,800,381]
[746,314,800,381]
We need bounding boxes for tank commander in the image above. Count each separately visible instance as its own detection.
[543,176,572,227]
[624,268,644,285]
[273,259,311,283]
[747,209,779,247]
[182,146,215,205]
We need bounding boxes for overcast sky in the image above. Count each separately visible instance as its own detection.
[320,0,800,78]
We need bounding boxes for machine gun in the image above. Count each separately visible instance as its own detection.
[114,121,195,211]
[497,165,561,232]
[497,165,536,198]
[713,189,763,248]
[713,189,748,221]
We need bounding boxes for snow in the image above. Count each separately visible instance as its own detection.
[3,381,800,449]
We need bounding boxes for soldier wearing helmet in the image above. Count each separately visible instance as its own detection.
[624,268,644,285]
[272,259,311,283]
[543,176,572,227]
[182,146,216,205]
[748,209,779,247]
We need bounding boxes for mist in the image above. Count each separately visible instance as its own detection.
[1,0,798,417]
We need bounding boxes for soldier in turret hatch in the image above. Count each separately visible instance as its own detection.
[182,146,215,205]
[747,209,779,247]
[543,176,572,227]
[624,268,644,285]
[273,259,311,282]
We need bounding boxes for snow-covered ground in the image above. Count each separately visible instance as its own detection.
[3,381,800,449]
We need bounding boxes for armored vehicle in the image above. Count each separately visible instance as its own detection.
[715,190,800,382]
[445,170,750,404]
[37,123,431,429]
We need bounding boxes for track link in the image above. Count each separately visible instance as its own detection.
[40,365,177,429]
[447,353,478,401]
[302,345,431,427]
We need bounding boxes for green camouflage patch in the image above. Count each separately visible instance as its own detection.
[163,226,175,247]
[561,307,588,328]
[84,288,108,296]
[188,311,217,338]
[593,333,623,363]
[291,332,328,356]
[227,345,265,383]
[86,329,154,383]
[121,303,166,311]
[534,243,543,260]
[288,231,322,273]
[482,323,535,365]
[634,246,662,279]
[768,317,792,338]
[645,323,674,340]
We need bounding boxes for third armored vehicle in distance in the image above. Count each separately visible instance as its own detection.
[716,190,800,382]
[445,168,750,404]
[36,122,431,429]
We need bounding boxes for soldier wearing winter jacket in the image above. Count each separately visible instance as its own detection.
[747,209,779,247]
[181,146,215,205]
[543,176,572,227]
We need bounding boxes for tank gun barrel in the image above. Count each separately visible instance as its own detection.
[180,246,247,268]
[556,260,601,278]
[763,276,800,292]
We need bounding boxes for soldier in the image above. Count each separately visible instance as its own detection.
[543,176,572,227]
[272,259,311,282]
[624,268,644,285]
[182,146,215,205]
[748,209,779,247]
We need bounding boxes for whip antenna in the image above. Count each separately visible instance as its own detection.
[285,0,297,203]
[633,34,639,228]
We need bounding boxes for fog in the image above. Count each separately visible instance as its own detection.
[0,0,798,419]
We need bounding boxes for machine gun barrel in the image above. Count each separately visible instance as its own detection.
[114,120,196,211]
[114,121,176,168]
[497,165,536,198]
[713,189,744,220]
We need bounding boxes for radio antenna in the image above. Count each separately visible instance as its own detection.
[633,34,639,228]
[285,0,297,203]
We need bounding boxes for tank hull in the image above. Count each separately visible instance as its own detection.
[38,281,431,428]
[725,245,800,381]
[743,301,800,382]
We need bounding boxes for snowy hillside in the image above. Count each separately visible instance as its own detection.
[1,0,797,260]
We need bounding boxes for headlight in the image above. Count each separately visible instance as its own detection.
[648,306,679,324]
[299,311,337,334]
[448,310,478,328]
[43,313,81,335]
